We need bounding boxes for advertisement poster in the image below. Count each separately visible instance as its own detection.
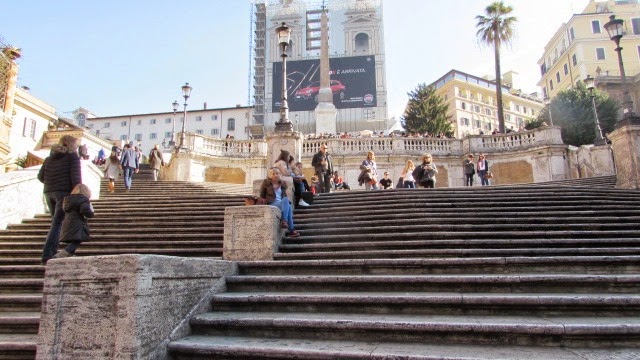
[272,55,377,112]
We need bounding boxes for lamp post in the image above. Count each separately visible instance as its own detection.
[543,97,554,126]
[170,100,179,148]
[275,22,293,132]
[604,14,636,122]
[177,82,192,151]
[584,75,606,145]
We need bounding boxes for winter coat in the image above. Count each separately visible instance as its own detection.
[104,158,120,179]
[412,162,438,186]
[148,149,165,170]
[311,151,333,175]
[37,144,82,194]
[463,159,476,175]
[59,194,95,243]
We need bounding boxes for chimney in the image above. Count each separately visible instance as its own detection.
[203,102,207,110]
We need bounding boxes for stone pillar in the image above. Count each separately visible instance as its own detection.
[609,123,640,189]
[223,205,283,261]
[37,255,236,359]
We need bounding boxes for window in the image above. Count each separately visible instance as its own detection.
[474,105,480,112]
[633,18,640,35]
[135,134,142,141]
[516,117,524,127]
[211,129,219,135]
[460,117,469,126]
[572,54,577,66]
[165,118,171,124]
[523,107,528,114]
[164,131,171,138]
[22,118,36,140]
[150,118,156,124]
[461,102,466,110]
[195,129,203,135]
[196,116,202,122]
[474,120,481,128]
[96,130,100,136]
[569,27,575,41]
[550,80,554,90]
[596,48,606,60]
[121,121,127,127]
[531,109,535,116]
[137,120,142,125]
[484,108,491,116]
[506,114,511,121]
[149,133,157,140]
[563,63,569,75]
[77,113,86,127]
[120,135,127,140]
[556,72,561,83]
[227,118,235,131]
[354,32,370,53]
[211,115,218,120]
[515,104,521,112]
[592,20,601,34]
[104,122,111,128]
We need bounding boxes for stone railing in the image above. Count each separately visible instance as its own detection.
[469,126,562,153]
[186,133,267,158]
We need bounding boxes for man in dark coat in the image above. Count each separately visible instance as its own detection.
[120,143,139,190]
[37,135,82,265]
[311,143,333,194]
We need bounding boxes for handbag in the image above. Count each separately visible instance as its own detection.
[244,196,267,206]
[484,172,493,180]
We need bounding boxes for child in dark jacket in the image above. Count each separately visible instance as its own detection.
[53,184,95,259]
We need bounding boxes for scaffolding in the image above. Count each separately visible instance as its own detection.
[252,2,267,125]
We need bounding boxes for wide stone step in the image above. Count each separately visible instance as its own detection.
[187,311,640,347]
[0,247,223,259]
[224,274,640,293]
[0,295,42,312]
[168,334,638,360]
[279,238,640,252]
[0,266,44,279]
[0,240,222,251]
[0,334,36,360]
[0,279,42,293]
[239,256,640,276]
[273,247,640,260]
[211,291,640,317]
[0,313,39,334]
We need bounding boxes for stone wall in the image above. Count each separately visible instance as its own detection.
[37,255,237,360]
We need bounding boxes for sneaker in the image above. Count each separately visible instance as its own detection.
[298,199,310,207]
[52,250,72,259]
[280,220,288,229]
[288,230,300,237]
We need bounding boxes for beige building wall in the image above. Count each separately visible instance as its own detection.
[10,88,57,163]
[537,0,640,99]
[431,70,544,138]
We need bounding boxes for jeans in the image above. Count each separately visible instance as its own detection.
[152,169,159,181]
[478,170,490,186]
[403,181,415,188]
[272,197,294,231]
[293,180,305,205]
[123,166,135,189]
[42,191,68,262]
[365,182,379,190]
[316,172,331,193]
[465,174,474,186]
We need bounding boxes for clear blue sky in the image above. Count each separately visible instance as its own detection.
[1,0,588,120]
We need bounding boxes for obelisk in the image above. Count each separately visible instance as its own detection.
[314,5,337,135]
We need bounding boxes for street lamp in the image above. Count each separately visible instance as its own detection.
[603,14,636,121]
[275,22,293,132]
[584,75,606,145]
[177,82,192,151]
[543,97,554,126]
[170,100,179,148]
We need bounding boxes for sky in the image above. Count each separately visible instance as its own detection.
[0,0,589,120]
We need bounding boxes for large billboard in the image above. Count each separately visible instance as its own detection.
[272,55,377,112]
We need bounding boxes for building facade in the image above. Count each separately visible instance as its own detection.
[74,105,254,150]
[537,0,640,99]
[431,70,544,138]
[251,0,388,134]
[10,88,57,161]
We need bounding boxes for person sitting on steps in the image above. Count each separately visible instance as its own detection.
[259,167,300,238]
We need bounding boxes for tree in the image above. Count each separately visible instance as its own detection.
[401,83,453,137]
[532,81,619,146]
[476,1,517,134]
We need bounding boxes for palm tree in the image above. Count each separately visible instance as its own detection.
[476,1,517,133]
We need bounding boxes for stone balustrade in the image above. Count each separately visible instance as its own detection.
[186,133,267,158]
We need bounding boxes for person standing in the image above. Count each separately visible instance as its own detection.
[120,143,139,191]
[477,154,490,186]
[53,184,95,259]
[37,135,82,265]
[104,151,122,193]
[311,143,333,193]
[401,160,416,189]
[148,144,165,181]
[463,154,476,186]
[259,168,300,237]
[358,151,379,190]
[413,153,438,188]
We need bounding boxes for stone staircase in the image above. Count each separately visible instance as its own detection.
[0,166,249,359]
[168,183,640,359]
